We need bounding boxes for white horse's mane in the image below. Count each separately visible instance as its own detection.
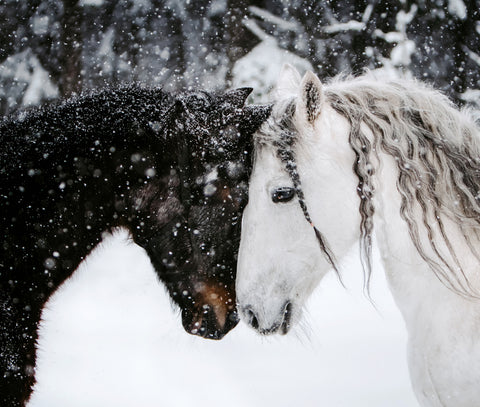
[258,74,480,297]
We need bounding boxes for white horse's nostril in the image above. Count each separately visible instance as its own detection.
[281,301,293,334]
[244,307,259,330]
[241,301,293,335]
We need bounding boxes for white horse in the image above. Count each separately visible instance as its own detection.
[236,64,480,407]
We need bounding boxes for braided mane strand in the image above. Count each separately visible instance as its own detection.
[325,78,480,297]
[259,76,480,297]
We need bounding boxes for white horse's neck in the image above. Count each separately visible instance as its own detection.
[374,150,480,315]
[374,151,480,407]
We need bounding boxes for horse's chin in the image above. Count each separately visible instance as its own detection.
[181,306,239,340]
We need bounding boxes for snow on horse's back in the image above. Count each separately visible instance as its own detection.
[236,64,480,407]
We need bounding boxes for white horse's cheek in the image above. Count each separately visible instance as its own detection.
[236,201,321,329]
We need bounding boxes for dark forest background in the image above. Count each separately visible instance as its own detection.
[1,0,479,116]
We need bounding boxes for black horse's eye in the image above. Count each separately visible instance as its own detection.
[272,187,295,203]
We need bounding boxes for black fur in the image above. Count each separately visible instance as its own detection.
[0,85,271,406]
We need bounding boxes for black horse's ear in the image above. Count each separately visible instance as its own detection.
[156,99,186,142]
[166,99,186,128]
[172,98,185,114]
[223,88,253,108]
[241,104,272,134]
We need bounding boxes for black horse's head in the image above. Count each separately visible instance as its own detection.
[130,88,270,339]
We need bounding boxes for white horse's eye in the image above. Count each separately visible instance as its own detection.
[272,187,295,203]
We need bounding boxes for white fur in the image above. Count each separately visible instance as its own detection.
[237,65,480,407]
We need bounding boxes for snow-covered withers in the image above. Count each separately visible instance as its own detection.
[0,85,270,406]
[237,64,480,407]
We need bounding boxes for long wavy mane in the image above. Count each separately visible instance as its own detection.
[262,75,480,297]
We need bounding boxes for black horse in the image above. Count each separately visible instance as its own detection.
[0,85,270,406]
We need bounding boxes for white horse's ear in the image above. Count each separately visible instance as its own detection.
[278,64,302,86]
[274,64,302,98]
[299,71,324,124]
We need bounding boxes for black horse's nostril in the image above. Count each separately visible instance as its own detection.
[246,308,259,330]
[224,308,240,332]
[182,303,239,340]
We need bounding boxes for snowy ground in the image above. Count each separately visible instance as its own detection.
[29,229,418,407]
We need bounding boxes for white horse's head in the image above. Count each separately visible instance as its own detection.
[236,65,361,335]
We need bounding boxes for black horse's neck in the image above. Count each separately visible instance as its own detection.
[0,86,178,404]
[0,85,271,406]
[1,86,176,297]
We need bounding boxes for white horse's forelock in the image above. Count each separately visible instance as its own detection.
[260,73,480,298]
